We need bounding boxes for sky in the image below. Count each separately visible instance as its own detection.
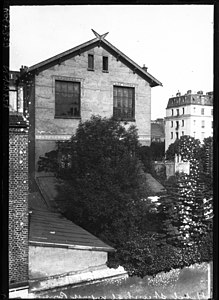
[10,5,213,119]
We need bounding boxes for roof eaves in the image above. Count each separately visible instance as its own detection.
[102,39,162,87]
[29,240,115,252]
[25,36,162,88]
[27,37,99,73]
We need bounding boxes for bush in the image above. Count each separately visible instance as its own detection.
[38,117,213,277]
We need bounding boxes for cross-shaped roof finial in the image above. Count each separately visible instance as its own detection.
[91,29,109,40]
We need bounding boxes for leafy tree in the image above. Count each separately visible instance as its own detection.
[200,136,213,176]
[165,135,202,162]
[150,141,165,161]
[38,116,154,243]
[137,145,153,173]
[160,135,213,263]
[38,119,213,277]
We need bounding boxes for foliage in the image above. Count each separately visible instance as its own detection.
[165,135,202,162]
[38,150,59,173]
[137,142,165,173]
[38,120,213,277]
[150,141,165,161]
[200,136,213,175]
[159,135,213,265]
[38,116,154,241]
[137,146,153,173]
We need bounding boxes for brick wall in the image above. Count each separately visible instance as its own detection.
[9,128,29,287]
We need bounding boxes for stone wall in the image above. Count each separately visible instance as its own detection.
[29,246,108,279]
[33,45,151,166]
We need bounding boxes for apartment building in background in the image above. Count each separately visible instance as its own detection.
[165,90,213,151]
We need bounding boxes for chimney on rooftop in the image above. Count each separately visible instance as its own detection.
[142,64,148,72]
[197,90,203,95]
[187,90,192,95]
[20,65,28,75]
[176,92,181,97]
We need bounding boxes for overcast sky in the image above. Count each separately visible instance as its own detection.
[10,5,213,119]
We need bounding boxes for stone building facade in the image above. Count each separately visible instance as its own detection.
[9,114,29,292]
[165,90,213,151]
[18,30,162,182]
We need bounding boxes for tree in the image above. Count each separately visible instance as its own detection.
[160,135,213,263]
[150,141,165,161]
[165,135,202,162]
[200,136,213,176]
[137,145,153,173]
[38,121,213,277]
[38,116,152,243]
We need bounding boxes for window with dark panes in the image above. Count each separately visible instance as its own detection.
[55,80,80,117]
[88,54,94,70]
[103,56,108,71]
[113,86,135,120]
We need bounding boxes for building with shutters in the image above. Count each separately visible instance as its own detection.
[165,90,213,151]
[17,30,162,184]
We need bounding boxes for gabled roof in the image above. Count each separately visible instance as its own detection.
[29,175,114,252]
[29,208,114,252]
[25,30,162,88]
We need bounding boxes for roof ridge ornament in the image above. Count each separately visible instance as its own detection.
[91,29,109,40]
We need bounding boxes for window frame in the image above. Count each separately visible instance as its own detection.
[55,80,81,119]
[88,54,94,71]
[102,56,109,72]
[201,108,205,115]
[176,121,179,130]
[113,85,135,121]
